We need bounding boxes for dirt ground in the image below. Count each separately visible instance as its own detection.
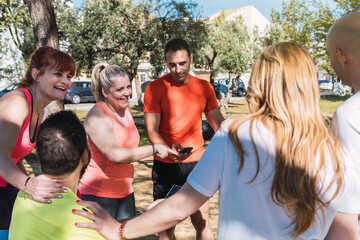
[24,155,219,240]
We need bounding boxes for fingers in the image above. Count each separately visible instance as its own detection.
[77,200,112,218]
[31,193,65,203]
[172,152,192,161]
[77,200,101,213]
[155,145,176,159]
[74,222,96,229]
[73,208,97,222]
[74,201,121,240]
[168,148,178,156]
[26,175,67,203]
[172,143,182,151]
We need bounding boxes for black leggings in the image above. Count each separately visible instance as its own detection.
[0,185,19,229]
[81,192,136,221]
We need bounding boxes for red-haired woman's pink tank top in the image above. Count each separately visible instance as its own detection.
[0,88,39,187]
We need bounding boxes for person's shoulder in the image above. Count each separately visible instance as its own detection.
[340,92,360,109]
[334,94,360,118]
[190,76,213,89]
[146,75,169,92]
[190,75,208,83]
[0,88,29,107]
[0,89,30,121]
[150,75,169,85]
[84,104,112,128]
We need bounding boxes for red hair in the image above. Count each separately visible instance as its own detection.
[18,46,76,88]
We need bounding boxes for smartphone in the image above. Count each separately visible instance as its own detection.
[178,147,193,154]
[165,185,182,198]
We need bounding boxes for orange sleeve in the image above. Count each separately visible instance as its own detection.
[143,81,161,113]
[203,80,219,113]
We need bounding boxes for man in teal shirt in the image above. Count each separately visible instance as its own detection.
[9,111,105,240]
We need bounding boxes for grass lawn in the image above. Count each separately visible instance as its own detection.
[226,94,351,116]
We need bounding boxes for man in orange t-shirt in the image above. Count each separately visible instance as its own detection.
[143,38,224,240]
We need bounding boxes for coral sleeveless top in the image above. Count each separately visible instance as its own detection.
[0,88,39,187]
[79,103,140,198]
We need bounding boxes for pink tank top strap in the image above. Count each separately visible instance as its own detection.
[17,88,38,143]
[95,102,116,120]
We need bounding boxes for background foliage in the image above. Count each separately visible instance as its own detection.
[0,0,359,83]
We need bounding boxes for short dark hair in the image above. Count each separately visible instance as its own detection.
[164,38,191,58]
[36,110,88,176]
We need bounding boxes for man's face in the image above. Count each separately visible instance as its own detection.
[165,49,193,83]
[326,40,348,86]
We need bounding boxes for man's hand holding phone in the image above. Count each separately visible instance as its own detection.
[169,143,193,162]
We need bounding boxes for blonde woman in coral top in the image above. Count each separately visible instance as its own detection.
[79,63,176,221]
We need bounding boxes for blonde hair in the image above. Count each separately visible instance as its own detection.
[228,42,344,238]
[91,62,128,102]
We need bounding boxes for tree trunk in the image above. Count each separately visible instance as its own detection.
[27,0,63,118]
[27,0,59,49]
[134,74,142,106]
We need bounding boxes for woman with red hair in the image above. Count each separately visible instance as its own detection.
[0,46,76,229]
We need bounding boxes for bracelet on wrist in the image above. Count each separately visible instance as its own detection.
[119,219,129,240]
[150,143,157,155]
[23,177,31,193]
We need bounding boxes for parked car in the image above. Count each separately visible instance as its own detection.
[216,78,229,86]
[64,81,95,104]
[213,82,229,99]
[0,83,18,97]
[318,80,333,90]
[233,79,246,97]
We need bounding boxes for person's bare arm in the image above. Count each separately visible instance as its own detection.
[0,91,65,203]
[326,212,358,240]
[85,107,174,163]
[205,108,224,132]
[144,112,183,161]
[144,112,168,146]
[74,182,209,240]
[16,159,27,175]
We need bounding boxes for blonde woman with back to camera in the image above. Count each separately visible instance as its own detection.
[74,43,360,239]
[79,63,176,222]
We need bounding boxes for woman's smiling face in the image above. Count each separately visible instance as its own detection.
[34,66,73,101]
[103,75,132,110]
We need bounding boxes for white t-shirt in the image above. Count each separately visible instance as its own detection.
[331,91,360,167]
[331,91,360,236]
[188,119,360,240]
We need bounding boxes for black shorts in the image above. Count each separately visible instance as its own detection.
[0,185,19,229]
[152,160,197,200]
[81,192,135,221]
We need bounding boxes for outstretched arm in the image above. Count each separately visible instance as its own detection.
[85,107,175,163]
[74,182,209,240]
[326,212,358,240]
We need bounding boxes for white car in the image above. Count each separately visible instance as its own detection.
[318,80,333,90]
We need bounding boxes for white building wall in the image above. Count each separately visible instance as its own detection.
[0,29,25,87]
[208,5,270,36]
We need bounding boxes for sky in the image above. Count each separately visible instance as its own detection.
[71,0,289,20]
[72,0,336,20]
